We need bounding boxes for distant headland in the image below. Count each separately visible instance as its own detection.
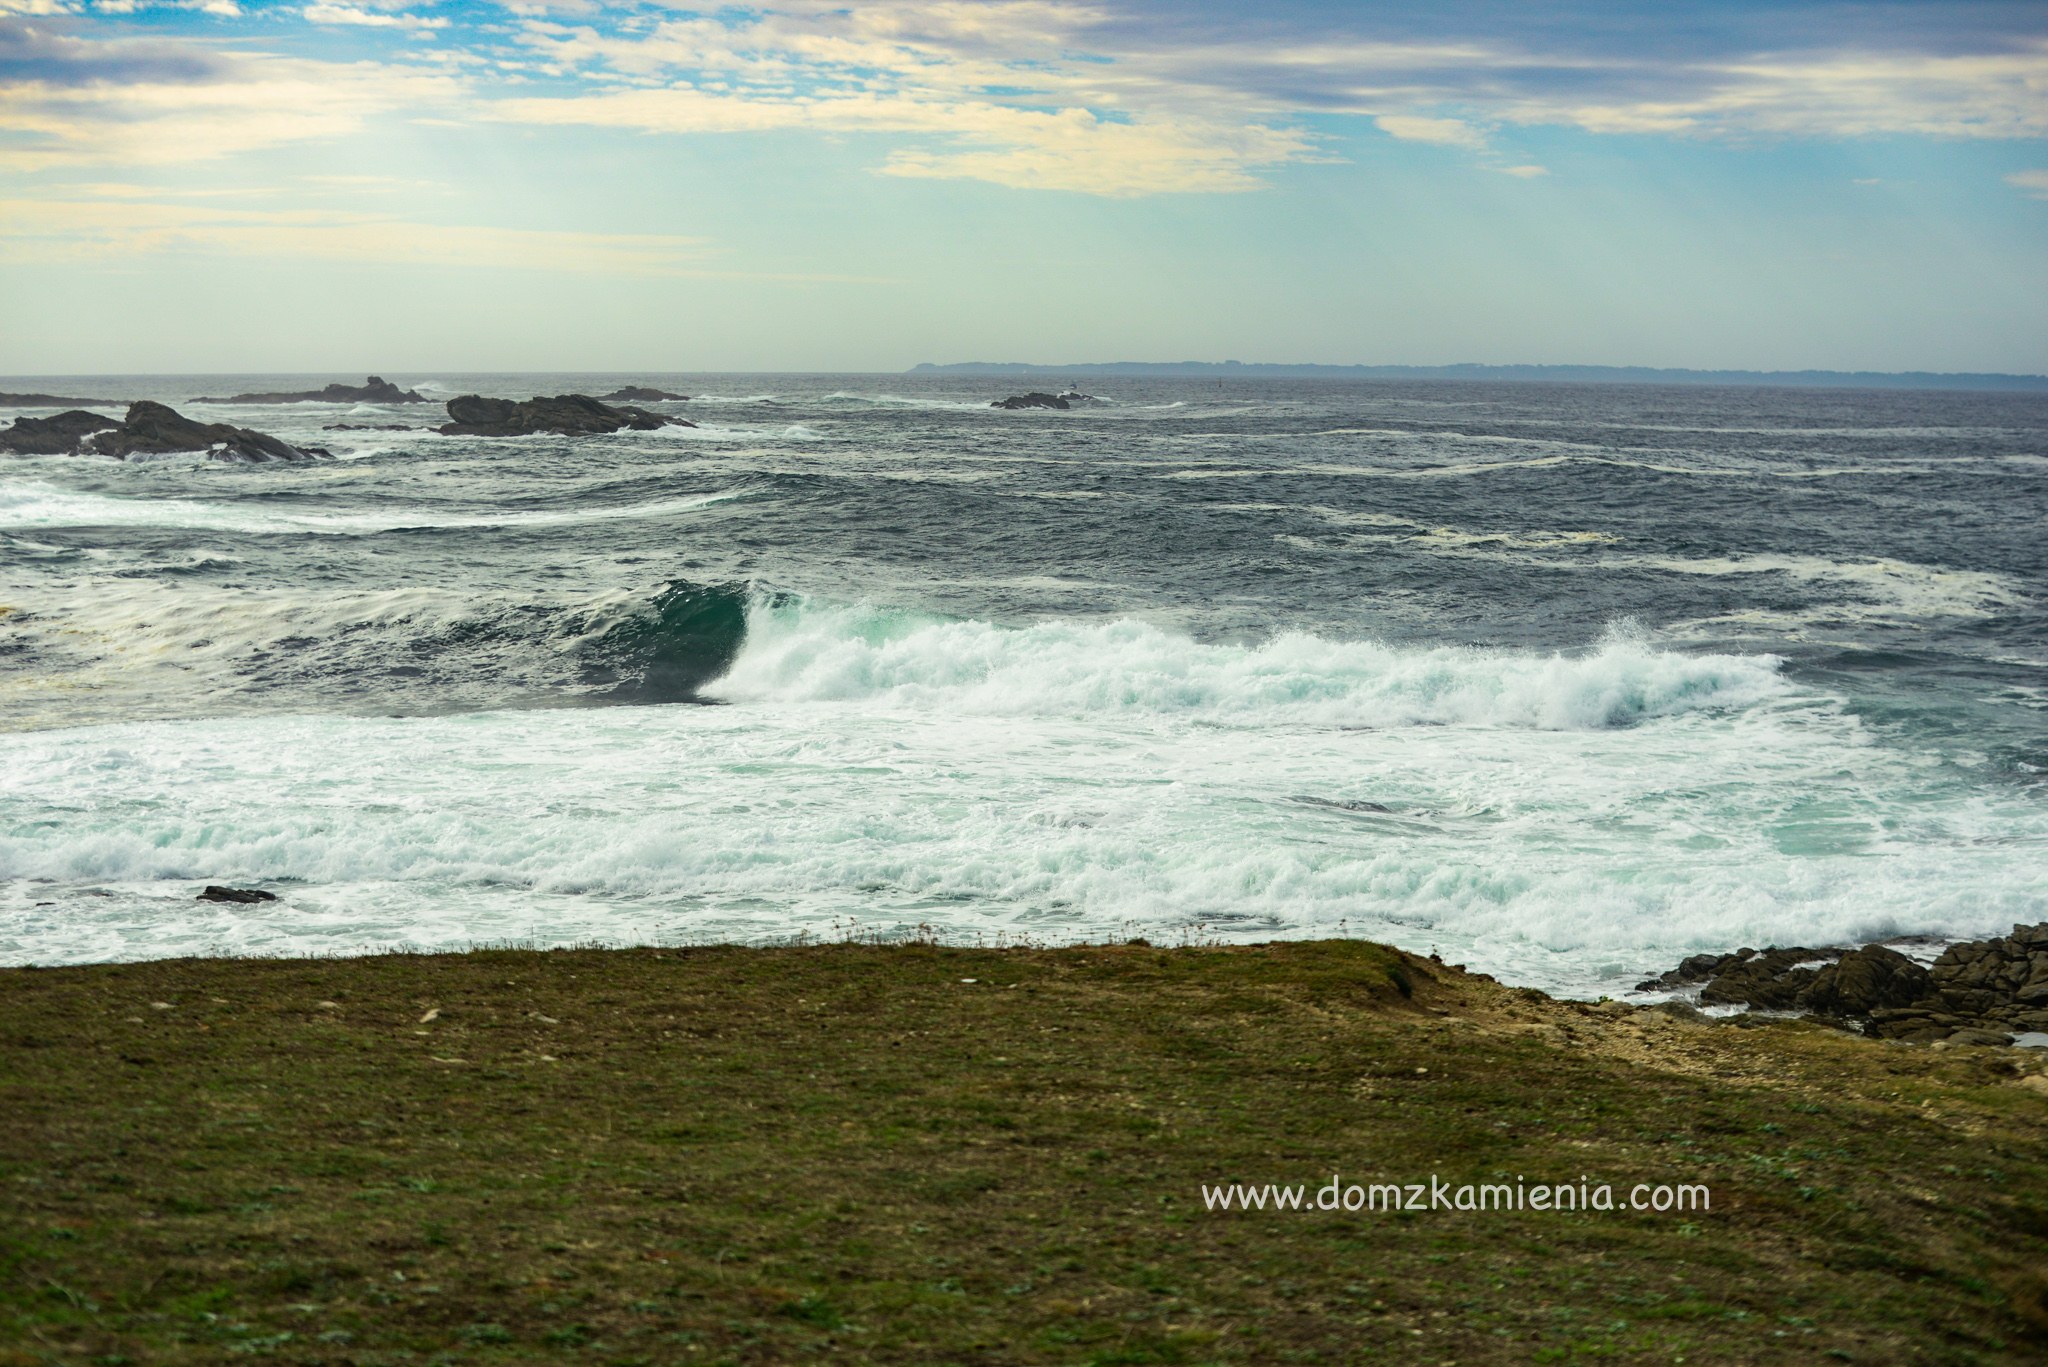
[910,360,2048,392]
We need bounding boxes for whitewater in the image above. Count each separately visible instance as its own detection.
[3,373,2043,993]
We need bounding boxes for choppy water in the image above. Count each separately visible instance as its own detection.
[3,374,2044,993]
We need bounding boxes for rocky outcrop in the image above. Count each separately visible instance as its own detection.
[198,886,277,904]
[1640,923,2048,1046]
[193,376,428,404]
[601,386,689,403]
[0,409,122,455]
[0,391,117,407]
[323,423,421,431]
[437,394,696,437]
[992,392,1070,410]
[86,402,325,462]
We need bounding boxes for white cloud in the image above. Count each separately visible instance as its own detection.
[1373,114,1486,149]
[0,54,467,169]
[1493,164,1548,178]
[2006,169,2048,199]
[303,5,446,31]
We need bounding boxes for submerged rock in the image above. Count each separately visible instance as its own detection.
[438,393,696,437]
[600,386,690,403]
[198,886,277,904]
[2,402,323,461]
[1641,922,2048,1047]
[0,409,122,455]
[992,392,1070,410]
[193,376,429,404]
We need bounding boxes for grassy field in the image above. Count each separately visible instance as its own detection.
[4,939,2047,1365]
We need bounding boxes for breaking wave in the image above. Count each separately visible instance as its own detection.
[707,598,1790,729]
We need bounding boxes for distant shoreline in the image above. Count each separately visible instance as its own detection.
[911,360,2048,392]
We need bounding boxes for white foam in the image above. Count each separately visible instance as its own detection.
[706,604,1786,729]
[2,669,2040,990]
[0,479,749,534]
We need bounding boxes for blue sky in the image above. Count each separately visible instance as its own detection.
[2,0,2045,373]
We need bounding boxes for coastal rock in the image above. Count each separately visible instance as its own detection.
[600,386,689,402]
[0,391,117,407]
[1696,947,1835,1010]
[1801,945,1934,1016]
[0,409,122,455]
[3,403,322,462]
[198,886,277,904]
[193,376,429,405]
[992,393,1070,410]
[323,423,421,431]
[1643,921,2048,1047]
[88,401,325,463]
[438,393,696,437]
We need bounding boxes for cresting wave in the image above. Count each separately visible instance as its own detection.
[708,597,1790,729]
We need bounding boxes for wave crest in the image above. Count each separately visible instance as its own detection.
[706,603,1787,728]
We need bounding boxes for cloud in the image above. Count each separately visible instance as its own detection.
[0,40,466,168]
[1492,163,1547,178]
[1374,114,1486,148]
[0,193,715,272]
[303,5,445,31]
[2008,168,2048,199]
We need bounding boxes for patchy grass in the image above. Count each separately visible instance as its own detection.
[2,940,2046,1364]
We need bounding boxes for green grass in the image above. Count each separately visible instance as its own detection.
[2,940,2046,1364]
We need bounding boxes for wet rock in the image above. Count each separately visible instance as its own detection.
[438,394,696,437]
[193,376,428,404]
[1802,945,1934,1015]
[600,386,689,402]
[992,393,1070,410]
[323,423,420,432]
[88,402,324,462]
[0,409,122,454]
[1697,947,1837,1010]
[198,886,277,904]
[1644,921,2048,1048]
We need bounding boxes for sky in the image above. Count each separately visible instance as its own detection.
[1,0,2046,374]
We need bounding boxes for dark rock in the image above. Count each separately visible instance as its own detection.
[198,886,277,904]
[1801,945,1934,1016]
[992,392,1070,410]
[438,393,697,437]
[0,409,122,455]
[1941,1028,2013,1048]
[323,423,420,431]
[88,402,323,463]
[600,386,689,403]
[1698,947,1837,1010]
[1636,951,1734,991]
[0,391,117,407]
[193,376,428,404]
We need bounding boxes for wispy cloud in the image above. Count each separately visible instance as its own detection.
[0,193,712,271]
[2008,168,2048,199]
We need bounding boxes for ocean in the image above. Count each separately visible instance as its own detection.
[2,374,2044,995]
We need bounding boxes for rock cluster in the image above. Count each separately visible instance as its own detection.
[600,386,690,402]
[0,402,323,462]
[992,393,1070,410]
[193,376,428,404]
[438,393,697,437]
[0,409,122,454]
[1640,923,2048,1046]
